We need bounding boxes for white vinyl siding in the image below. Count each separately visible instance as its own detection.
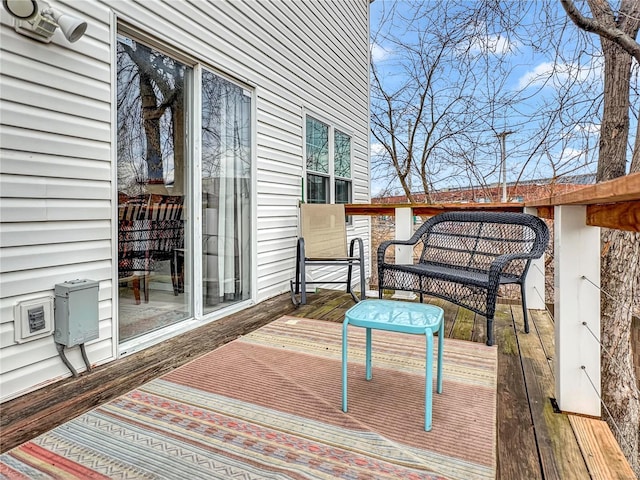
[0,0,370,401]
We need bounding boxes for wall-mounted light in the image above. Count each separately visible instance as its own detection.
[2,0,87,43]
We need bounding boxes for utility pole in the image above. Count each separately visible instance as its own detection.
[496,131,515,202]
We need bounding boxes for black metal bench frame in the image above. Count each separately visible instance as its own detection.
[377,211,549,346]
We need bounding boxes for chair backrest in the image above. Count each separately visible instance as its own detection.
[118,194,185,265]
[300,203,347,258]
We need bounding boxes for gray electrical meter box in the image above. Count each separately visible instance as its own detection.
[54,279,99,347]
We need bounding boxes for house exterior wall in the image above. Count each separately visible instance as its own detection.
[0,0,371,402]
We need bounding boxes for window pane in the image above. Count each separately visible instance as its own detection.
[307,174,329,203]
[334,130,351,178]
[116,35,190,342]
[306,117,329,173]
[335,179,352,204]
[202,70,252,312]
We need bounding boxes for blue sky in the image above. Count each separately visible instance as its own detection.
[367,1,626,195]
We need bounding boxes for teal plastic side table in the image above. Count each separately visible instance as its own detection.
[342,299,444,431]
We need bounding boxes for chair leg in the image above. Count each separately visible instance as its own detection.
[300,253,307,306]
[346,262,354,296]
[359,264,366,301]
[170,256,179,296]
[359,240,366,301]
[486,316,494,346]
[132,277,141,305]
[520,282,530,333]
[347,238,365,303]
[142,274,149,303]
[347,240,354,296]
[291,239,303,306]
[294,240,302,295]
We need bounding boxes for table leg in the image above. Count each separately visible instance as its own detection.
[437,319,444,394]
[365,327,372,380]
[342,321,349,412]
[425,329,434,431]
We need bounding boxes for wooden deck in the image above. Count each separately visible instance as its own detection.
[1,290,634,479]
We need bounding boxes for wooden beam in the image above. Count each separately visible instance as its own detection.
[345,203,524,216]
[586,201,640,232]
[526,172,640,207]
[532,205,554,219]
[413,204,523,215]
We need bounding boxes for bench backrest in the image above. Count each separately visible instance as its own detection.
[415,211,549,278]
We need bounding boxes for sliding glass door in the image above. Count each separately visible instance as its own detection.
[116,35,191,342]
[116,32,252,344]
[201,70,251,313]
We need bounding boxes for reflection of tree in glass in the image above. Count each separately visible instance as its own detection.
[334,130,351,178]
[306,117,329,174]
[201,71,251,186]
[117,38,186,195]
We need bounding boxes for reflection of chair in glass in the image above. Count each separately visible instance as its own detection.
[290,203,365,306]
[147,196,185,296]
[118,194,184,303]
[119,197,152,304]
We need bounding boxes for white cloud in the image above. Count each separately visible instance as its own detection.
[560,147,586,161]
[517,57,603,90]
[470,34,517,55]
[370,142,386,157]
[575,123,600,134]
[464,20,518,55]
[517,62,555,89]
[371,42,393,62]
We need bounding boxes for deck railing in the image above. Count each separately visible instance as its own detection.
[346,171,640,420]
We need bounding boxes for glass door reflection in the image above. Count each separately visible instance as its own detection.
[116,34,191,342]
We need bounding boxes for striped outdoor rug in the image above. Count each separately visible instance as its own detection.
[0,316,497,479]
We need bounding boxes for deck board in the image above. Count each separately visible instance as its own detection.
[569,415,638,480]
[514,305,590,479]
[0,290,630,478]
[451,304,475,341]
[494,305,543,479]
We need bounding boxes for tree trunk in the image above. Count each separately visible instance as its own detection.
[171,93,185,196]
[600,228,640,473]
[598,36,640,474]
[597,40,631,180]
[139,70,168,194]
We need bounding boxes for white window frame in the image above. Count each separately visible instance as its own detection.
[303,112,353,205]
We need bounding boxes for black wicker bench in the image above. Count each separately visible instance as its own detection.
[378,211,549,346]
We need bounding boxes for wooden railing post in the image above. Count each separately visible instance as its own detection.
[393,207,416,300]
[554,205,601,416]
[524,207,546,310]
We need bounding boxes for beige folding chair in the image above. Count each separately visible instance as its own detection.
[290,203,365,305]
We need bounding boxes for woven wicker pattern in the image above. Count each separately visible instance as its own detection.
[118,194,185,301]
[378,211,549,345]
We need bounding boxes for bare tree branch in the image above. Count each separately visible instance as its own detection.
[560,0,640,62]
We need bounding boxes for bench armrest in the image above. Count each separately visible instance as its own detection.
[378,238,417,264]
[488,252,538,282]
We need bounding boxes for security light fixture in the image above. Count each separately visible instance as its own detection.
[2,0,87,43]
[3,0,38,19]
